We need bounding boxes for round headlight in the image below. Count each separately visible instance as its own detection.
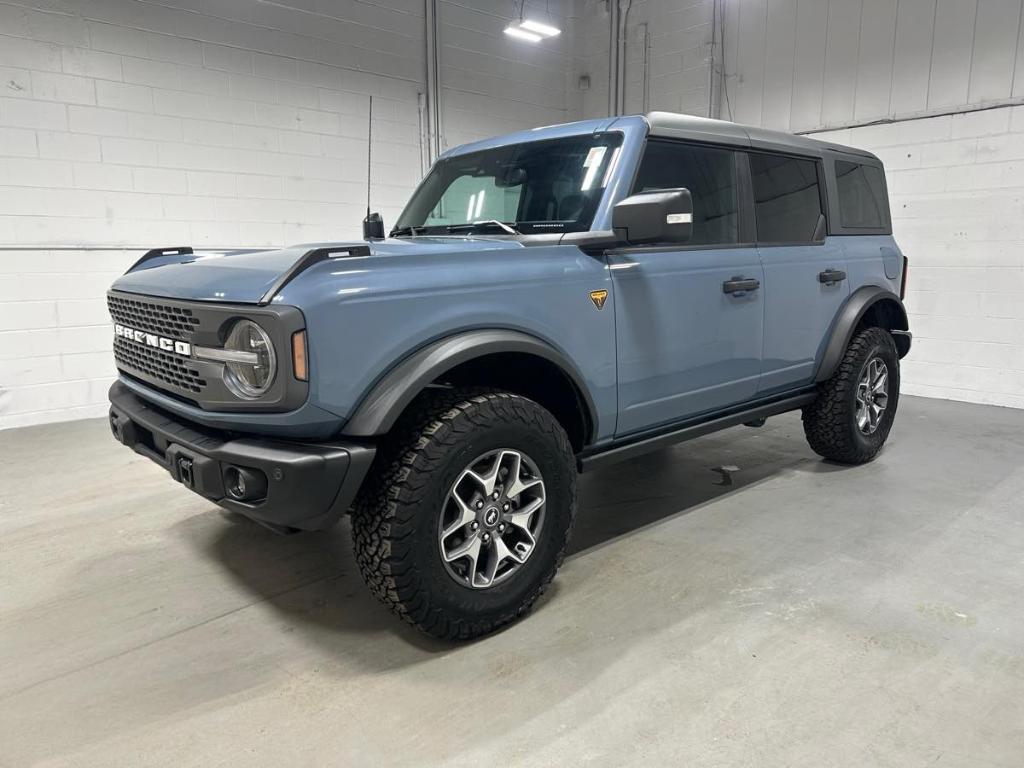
[223,319,276,399]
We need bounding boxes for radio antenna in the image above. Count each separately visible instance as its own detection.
[361,95,385,239]
[366,94,373,217]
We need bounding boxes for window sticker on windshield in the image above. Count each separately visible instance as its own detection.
[581,146,607,191]
[583,146,607,168]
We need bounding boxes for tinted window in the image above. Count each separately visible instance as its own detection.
[748,153,823,243]
[632,141,738,245]
[836,160,887,228]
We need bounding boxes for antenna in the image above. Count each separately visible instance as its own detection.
[362,94,385,239]
[366,94,373,217]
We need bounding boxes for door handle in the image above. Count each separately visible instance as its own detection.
[818,269,847,285]
[723,276,760,295]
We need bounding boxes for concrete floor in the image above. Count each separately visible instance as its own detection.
[1,395,1023,767]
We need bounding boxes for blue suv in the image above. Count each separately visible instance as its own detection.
[107,112,911,639]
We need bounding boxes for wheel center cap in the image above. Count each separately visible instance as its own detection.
[483,506,500,527]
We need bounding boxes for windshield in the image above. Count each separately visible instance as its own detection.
[394,132,623,236]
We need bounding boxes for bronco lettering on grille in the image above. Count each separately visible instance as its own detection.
[114,323,192,357]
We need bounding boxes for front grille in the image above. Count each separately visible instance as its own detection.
[113,337,207,394]
[107,294,201,338]
[107,289,305,412]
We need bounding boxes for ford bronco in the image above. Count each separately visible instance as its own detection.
[107,112,911,639]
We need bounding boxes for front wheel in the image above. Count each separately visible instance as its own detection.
[351,389,576,640]
[802,326,900,464]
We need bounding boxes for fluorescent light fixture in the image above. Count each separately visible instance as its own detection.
[503,24,542,42]
[520,19,561,37]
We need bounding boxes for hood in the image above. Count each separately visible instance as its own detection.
[110,237,527,303]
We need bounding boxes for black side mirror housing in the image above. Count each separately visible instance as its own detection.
[612,188,693,245]
[363,211,385,240]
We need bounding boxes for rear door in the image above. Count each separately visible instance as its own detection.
[610,140,764,436]
[750,152,850,394]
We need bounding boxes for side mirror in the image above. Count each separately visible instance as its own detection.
[612,188,693,245]
[363,211,385,240]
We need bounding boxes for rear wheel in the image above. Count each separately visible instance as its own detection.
[802,327,900,464]
[351,388,576,640]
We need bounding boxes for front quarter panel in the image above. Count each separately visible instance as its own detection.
[275,244,618,442]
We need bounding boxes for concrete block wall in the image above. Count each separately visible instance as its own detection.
[813,107,1024,409]
[0,0,576,429]
[719,0,1024,134]
[439,0,578,148]
[574,0,713,120]
[0,248,138,427]
[0,1,427,250]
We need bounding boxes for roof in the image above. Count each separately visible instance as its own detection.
[644,111,878,161]
[440,111,879,164]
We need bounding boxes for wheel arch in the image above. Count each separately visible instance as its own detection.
[341,329,598,450]
[816,286,910,383]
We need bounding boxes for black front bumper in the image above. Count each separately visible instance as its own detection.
[108,381,375,531]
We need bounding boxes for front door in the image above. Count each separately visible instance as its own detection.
[611,140,763,436]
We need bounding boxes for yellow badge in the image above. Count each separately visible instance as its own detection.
[589,289,608,310]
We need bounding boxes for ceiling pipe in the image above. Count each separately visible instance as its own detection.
[640,22,650,112]
[708,0,718,118]
[607,0,619,116]
[424,0,442,162]
[617,0,632,115]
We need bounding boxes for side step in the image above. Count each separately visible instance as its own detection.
[578,391,815,473]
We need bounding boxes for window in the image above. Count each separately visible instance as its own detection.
[394,133,623,235]
[631,141,739,245]
[836,160,887,229]
[748,153,823,243]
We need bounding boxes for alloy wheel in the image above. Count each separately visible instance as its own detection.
[438,449,546,589]
[855,357,889,435]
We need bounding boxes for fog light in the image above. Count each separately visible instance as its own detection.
[223,465,268,502]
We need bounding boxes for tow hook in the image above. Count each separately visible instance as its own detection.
[176,456,195,489]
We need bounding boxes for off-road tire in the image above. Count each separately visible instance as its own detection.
[351,388,577,640]
[802,327,900,464]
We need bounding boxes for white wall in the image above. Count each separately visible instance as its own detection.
[719,0,1024,409]
[0,0,576,429]
[574,0,713,120]
[811,109,1024,409]
[721,0,1024,133]
[9,0,1018,428]
[439,0,577,148]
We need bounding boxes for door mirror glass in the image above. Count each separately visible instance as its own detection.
[612,188,693,245]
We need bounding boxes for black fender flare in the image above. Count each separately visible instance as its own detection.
[816,286,911,382]
[341,329,598,439]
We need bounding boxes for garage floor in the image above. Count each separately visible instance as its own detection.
[2,395,1023,767]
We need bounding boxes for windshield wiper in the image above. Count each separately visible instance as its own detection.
[389,225,426,237]
[446,220,520,235]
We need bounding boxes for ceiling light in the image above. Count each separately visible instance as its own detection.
[519,19,561,37]
[503,24,543,42]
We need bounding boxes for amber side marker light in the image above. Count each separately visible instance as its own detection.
[292,331,308,381]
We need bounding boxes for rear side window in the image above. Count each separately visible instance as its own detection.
[836,160,887,228]
[632,141,738,245]
[748,153,823,243]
